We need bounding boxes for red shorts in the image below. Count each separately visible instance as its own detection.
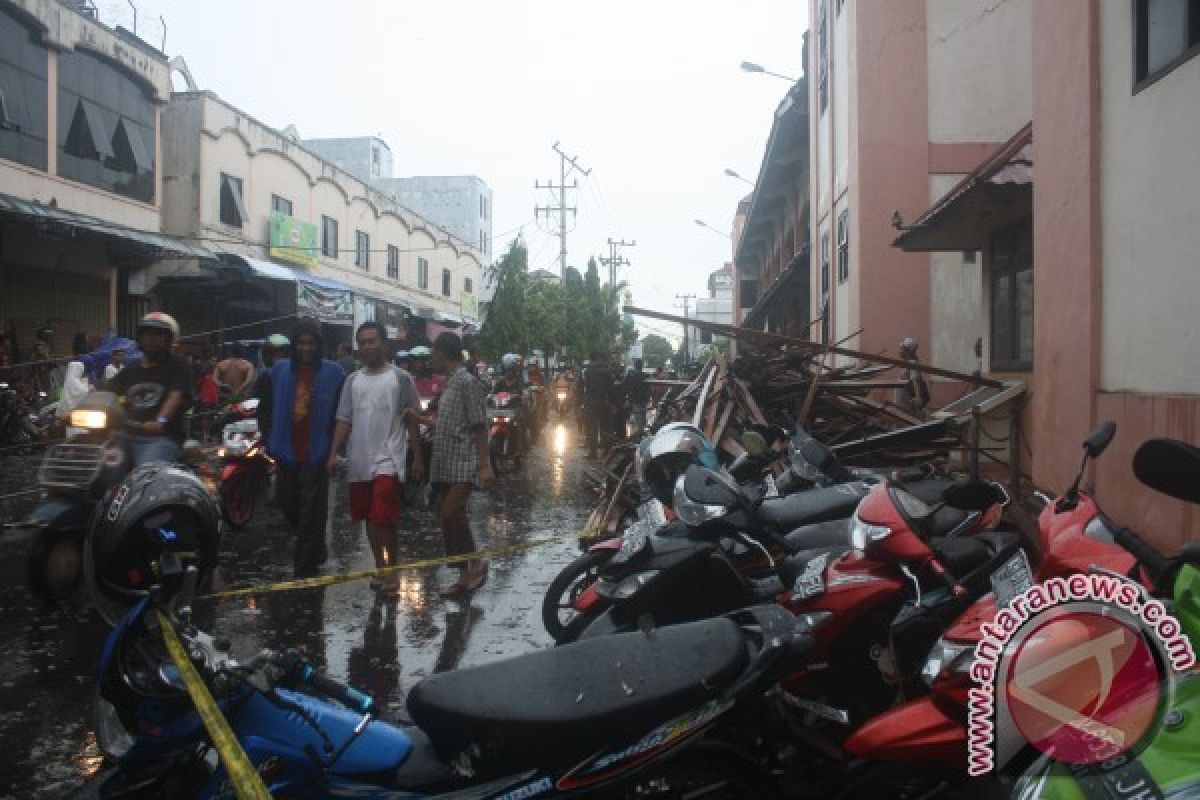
[349,475,402,525]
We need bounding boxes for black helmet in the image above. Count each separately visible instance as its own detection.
[85,464,221,625]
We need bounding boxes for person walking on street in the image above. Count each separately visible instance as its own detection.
[257,320,343,577]
[582,351,613,458]
[408,332,491,595]
[625,358,650,438]
[328,322,424,591]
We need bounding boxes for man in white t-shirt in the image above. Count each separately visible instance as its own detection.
[328,322,424,590]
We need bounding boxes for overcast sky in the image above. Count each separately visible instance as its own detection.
[98,0,807,344]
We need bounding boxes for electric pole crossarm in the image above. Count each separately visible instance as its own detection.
[534,142,590,278]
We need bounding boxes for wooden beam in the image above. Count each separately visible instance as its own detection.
[623,306,1003,388]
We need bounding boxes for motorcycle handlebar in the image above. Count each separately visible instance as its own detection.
[1106,516,1172,580]
[273,651,374,714]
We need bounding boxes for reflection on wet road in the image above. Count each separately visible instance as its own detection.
[0,417,596,798]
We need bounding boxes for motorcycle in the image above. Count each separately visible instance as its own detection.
[834,422,1147,796]
[552,382,570,416]
[77,547,817,799]
[20,391,134,600]
[217,397,272,529]
[0,380,44,447]
[1012,435,1200,800]
[487,390,524,473]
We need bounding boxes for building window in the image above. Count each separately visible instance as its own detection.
[464,276,473,294]
[819,231,831,344]
[56,47,156,202]
[836,209,849,283]
[271,194,292,216]
[817,0,829,114]
[321,215,338,258]
[442,268,452,297]
[1134,0,1200,88]
[371,146,380,177]
[417,257,429,290]
[988,218,1034,372]
[219,173,247,228]
[0,7,49,171]
[355,230,370,270]
[480,194,485,218]
[387,245,399,280]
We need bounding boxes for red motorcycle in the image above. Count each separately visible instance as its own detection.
[836,422,1138,797]
[487,390,524,473]
[218,397,272,528]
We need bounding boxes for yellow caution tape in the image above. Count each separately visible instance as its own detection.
[155,609,273,800]
[199,526,610,601]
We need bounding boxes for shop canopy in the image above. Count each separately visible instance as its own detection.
[0,191,218,260]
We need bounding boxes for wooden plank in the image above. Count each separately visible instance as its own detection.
[692,364,718,428]
[734,378,769,424]
[713,398,735,446]
[624,306,1003,388]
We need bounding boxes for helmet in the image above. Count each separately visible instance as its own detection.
[410,345,432,358]
[900,336,918,355]
[395,349,410,360]
[265,334,290,349]
[501,353,521,369]
[137,312,180,341]
[636,422,718,505]
[85,464,221,626]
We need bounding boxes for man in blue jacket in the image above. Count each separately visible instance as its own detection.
[257,318,345,577]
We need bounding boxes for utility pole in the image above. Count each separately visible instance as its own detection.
[534,142,590,278]
[675,293,696,366]
[600,238,636,286]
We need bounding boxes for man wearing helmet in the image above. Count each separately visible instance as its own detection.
[109,312,193,466]
[896,336,930,419]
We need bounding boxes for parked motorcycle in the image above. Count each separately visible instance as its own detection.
[0,381,43,447]
[487,390,524,473]
[1012,435,1200,800]
[217,397,272,529]
[76,534,817,800]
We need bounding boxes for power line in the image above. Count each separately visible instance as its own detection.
[534,142,590,278]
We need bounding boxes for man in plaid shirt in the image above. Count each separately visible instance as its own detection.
[410,332,493,594]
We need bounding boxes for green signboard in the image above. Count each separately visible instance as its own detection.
[269,211,319,268]
[461,291,478,320]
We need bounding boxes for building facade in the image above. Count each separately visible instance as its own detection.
[866,0,1200,549]
[158,91,482,349]
[687,265,734,359]
[0,0,212,355]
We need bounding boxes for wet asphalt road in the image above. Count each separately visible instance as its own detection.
[0,418,596,799]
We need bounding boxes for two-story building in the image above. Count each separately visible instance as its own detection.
[0,0,214,357]
[156,90,482,350]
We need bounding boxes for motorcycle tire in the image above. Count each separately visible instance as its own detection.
[541,548,614,641]
[620,744,778,799]
[492,434,520,475]
[220,472,256,529]
[28,530,83,602]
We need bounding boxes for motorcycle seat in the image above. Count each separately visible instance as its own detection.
[784,518,852,550]
[755,484,867,531]
[777,546,852,591]
[930,535,991,577]
[406,616,749,774]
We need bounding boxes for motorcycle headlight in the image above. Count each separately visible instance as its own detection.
[849,512,892,550]
[69,409,108,429]
[602,570,660,600]
[556,390,567,400]
[921,639,975,686]
[673,476,728,527]
[421,398,431,411]
[94,698,134,759]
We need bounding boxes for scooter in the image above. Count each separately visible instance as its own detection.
[0,380,44,447]
[20,391,134,600]
[834,422,1142,796]
[1012,435,1200,800]
[77,554,817,799]
[487,390,524,473]
[217,397,272,529]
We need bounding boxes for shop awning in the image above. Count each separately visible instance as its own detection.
[0,191,218,260]
[893,123,1033,253]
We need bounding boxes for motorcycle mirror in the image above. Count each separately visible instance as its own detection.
[1133,438,1200,506]
[800,438,836,470]
[741,430,768,458]
[1084,421,1118,459]
[942,480,1004,512]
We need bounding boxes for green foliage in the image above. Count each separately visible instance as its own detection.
[640,334,674,368]
[477,241,635,363]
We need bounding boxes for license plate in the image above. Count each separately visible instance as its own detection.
[764,473,781,498]
[612,522,650,565]
[991,549,1033,609]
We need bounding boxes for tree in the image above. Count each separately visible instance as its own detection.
[640,334,674,368]
[476,240,529,359]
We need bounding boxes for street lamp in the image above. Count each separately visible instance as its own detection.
[723,168,754,187]
[740,60,799,83]
[694,219,731,239]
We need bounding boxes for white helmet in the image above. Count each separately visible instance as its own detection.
[501,353,522,369]
[137,311,180,341]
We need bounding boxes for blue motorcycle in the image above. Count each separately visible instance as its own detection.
[72,553,814,799]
